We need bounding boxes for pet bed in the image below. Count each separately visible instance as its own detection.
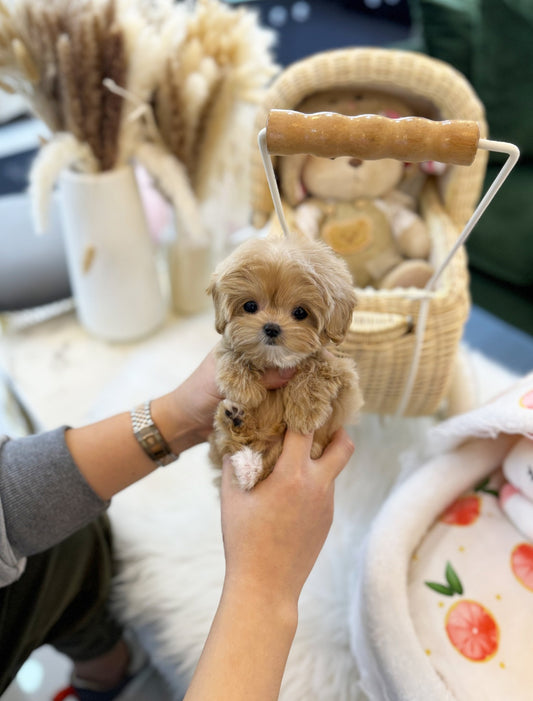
[353,372,533,700]
[250,48,498,417]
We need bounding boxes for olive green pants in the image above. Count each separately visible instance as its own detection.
[0,514,123,693]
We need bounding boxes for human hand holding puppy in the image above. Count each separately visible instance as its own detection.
[169,349,355,701]
[66,350,296,501]
[152,350,297,456]
[221,428,354,603]
[185,427,355,701]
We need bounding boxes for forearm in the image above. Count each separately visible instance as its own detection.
[185,582,298,701]
[65,390,202,501]
[0,352,221,560]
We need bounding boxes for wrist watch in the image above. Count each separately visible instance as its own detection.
[130,400,178,467]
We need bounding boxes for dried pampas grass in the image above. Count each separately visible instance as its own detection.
[0,0,129,169]
[0,0,169,231]
[135,0,175,28]
[29,133,99,234]
[153,0,278,200]
[0,0,170,173]
[0,0,278,241]
[0,0,277,179]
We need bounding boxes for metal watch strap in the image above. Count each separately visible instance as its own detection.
[130,400,178,467]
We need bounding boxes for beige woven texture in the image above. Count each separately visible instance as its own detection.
[250,48,489,415]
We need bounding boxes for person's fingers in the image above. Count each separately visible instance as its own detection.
[201,350,223,400]
[315,428,355,481]
[276,430,314,472]
[182,349,222,403]
[221,428,353,490]
[220,455,239,502]
[221,454,233,484]
[262,367,297,390]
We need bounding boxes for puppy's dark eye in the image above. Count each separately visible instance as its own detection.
[292,306,308,321]
[243,301,258,314]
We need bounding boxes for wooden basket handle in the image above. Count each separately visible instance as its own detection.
[266,110,480,166]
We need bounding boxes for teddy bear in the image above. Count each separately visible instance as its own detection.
[499,437,533,542]
[278,89,435,289]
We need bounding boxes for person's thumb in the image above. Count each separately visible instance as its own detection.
[315,429,354,481]
[221,454,235,493]
[274,430,314,475]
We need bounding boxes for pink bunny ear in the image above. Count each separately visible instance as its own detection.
[381,109,402,119]
[500,482,520,506]
[134,165,172,243]
[420,160,448,176]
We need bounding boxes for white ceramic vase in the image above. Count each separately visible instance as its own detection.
[59,166,166,342]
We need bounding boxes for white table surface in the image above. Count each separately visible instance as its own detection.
[0,306,219,432]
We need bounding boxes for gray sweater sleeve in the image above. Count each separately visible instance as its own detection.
[0,428,108,585]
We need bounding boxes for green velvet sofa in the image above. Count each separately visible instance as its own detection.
[407,0,533,335]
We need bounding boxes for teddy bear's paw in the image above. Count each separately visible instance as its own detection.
[222,399,245,428]
[231,447,264,491]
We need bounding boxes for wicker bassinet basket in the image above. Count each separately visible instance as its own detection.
[250,48,489,416]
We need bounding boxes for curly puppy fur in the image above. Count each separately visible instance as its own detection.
[208,235,363,490]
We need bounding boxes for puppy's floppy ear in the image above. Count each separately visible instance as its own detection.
[323,286,356,344]
[307,241,357,344]
[206,273,230,334]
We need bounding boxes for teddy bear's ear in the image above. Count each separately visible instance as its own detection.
[279,154,308,207]
[206,274,229,334]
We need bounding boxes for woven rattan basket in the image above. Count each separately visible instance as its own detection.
[250,48,491,416]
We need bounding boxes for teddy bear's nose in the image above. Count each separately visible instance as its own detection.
[348,158,363,168]
[263,323,281,338]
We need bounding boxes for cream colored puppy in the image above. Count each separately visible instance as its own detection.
[208,235,363,490]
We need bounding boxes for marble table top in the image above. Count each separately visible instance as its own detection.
[0,306,219,432]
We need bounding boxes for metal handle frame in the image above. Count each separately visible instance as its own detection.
[257,120,520,416]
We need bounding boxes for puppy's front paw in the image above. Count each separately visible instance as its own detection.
[287,405,332,436]
[222,399,245,428]
[311,441,324,460]
[231,447,264,491]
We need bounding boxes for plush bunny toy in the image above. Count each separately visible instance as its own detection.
[499,437,533,541]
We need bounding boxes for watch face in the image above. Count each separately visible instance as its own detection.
[132,403,176,466]
[137,425,171,462]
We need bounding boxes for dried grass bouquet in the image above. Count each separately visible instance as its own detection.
[0,0,277,238]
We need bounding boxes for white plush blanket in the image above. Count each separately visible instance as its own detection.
[101,312,518,700]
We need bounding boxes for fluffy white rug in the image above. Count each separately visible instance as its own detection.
[98,312,518,700]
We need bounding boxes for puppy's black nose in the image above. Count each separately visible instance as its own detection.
[263,323,281,338]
